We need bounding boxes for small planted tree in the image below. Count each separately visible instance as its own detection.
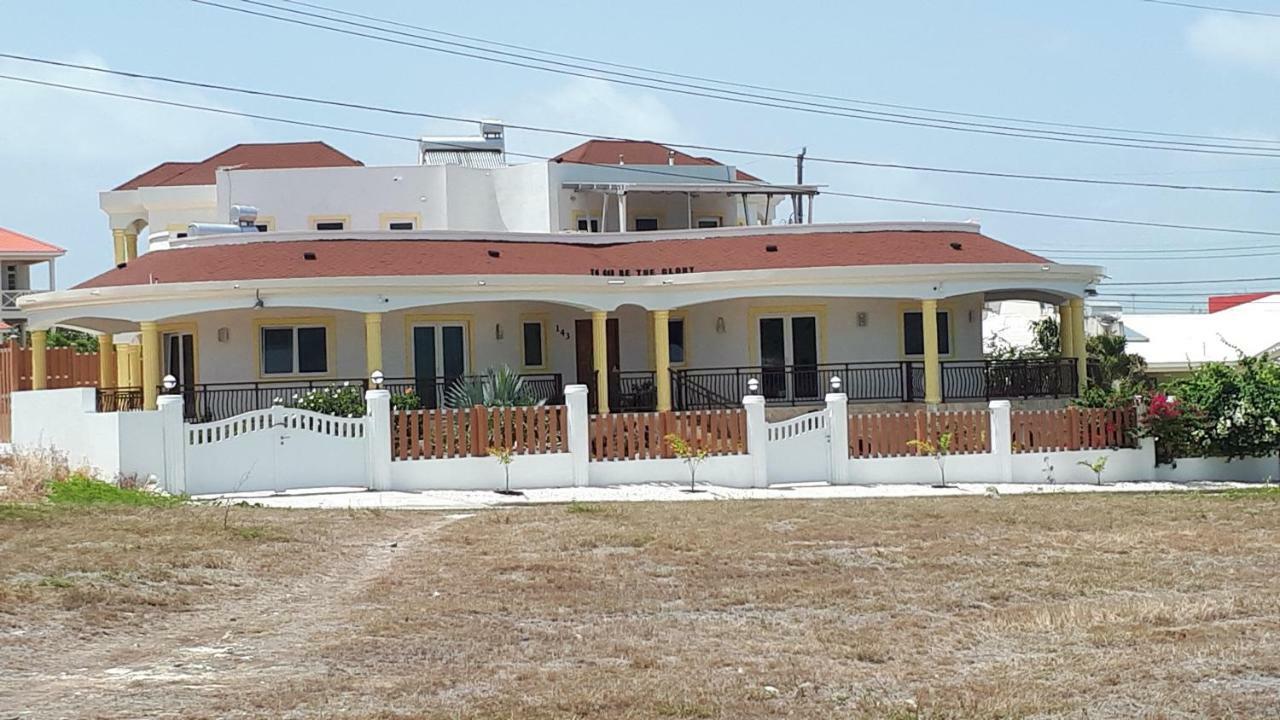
[488,445,518,495]
[907,431,954,489]
[665,433,709,493]
[1077,456,1108,486]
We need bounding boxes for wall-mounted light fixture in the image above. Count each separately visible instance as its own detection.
[715,317,726,334]
[495,323,503,340]
[856,311,868,328]
[217,327,230,343]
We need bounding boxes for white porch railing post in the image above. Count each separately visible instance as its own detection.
[825,392,850,484]
[365,389,392,491]
[988,400,1013,484]
[565,384,590,487]
[156,394,186,496]
[743,394,769,488]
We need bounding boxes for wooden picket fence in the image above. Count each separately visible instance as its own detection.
[1011,405,1137,453]
[0,340,101,443]
[590,409,747,462]
[848,409,991,459]
[392,405,569,461]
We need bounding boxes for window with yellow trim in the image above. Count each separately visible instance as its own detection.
[521,320,546,368]
[261,325,329,375]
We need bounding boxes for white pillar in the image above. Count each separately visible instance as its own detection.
[743,393,769,488]
[618,193,628,233]
[825,392,849,484]
[565,384,590,487]
[47,258,56,291]
[365,389,392,491]
[157,394,186,496]
[988,400,1013,484]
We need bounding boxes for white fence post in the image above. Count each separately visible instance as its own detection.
[565,384,590,487]
[744,394,769,488]
[826,392,850,484]
[988,400,1014,484]
[156,394,186,496]
[365,389,392,491]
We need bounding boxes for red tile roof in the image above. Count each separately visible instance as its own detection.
[1208,292,1276,313]
[0,227,65,256]
[553,140,762,182]
[75,230,1048,289]
[113,142,363,191]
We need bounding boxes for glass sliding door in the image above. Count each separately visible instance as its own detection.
[412,323,468,408]
[757,315,820,401]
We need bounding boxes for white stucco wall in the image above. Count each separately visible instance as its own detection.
[12,388,164,482]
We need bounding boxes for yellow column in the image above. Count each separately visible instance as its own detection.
[921,299,942,405]
[140,321,160,410]
[364,312,383,378]
[111,229,127,266]
[98,336,116,389]
[652,310,672,412]
[1058,302,1074,358]
[591,311,609,414]
[1070,298,1088,393]
[30,330,47,390]
[124,231,138,263]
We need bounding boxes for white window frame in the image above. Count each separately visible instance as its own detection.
[576,216,601,233]
[260,325,330,376]
[696,216,722,229]
[410,321,471,378]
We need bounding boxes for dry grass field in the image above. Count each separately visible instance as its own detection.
[2,490,1279,718]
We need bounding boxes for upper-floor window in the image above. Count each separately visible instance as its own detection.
[388,221,415,231]
[634,217,659,232]
[4,265,16,290]
[576,217,601,233]
[696,217,722,228]
[315,221,345,231]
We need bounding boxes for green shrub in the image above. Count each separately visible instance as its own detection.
[445,365,542,408]
[391,391,422,411]
[1143,355,1280,461]
[291,383,366,417]
[46,474,182,507]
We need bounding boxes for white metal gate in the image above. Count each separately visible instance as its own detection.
[765,408,831,484]
[184,405,368,495]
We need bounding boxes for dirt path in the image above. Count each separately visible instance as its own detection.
[6,512,466,719]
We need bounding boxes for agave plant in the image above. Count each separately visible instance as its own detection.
[444,365,544,408]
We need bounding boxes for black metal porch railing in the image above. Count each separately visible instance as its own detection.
[671,358,1080,410]
[165,378,370,422]
[378,373,563,410]
[581,370,657,413]
[95,387,144,413]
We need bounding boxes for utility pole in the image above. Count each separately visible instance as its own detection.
[793,147,806,224]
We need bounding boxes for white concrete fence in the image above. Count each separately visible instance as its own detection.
[10,386,1279,495]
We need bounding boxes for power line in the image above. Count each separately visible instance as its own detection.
[10,70,1280,242]
[1103,275,1280,286]
[186,0,1280,158]
[7,53,1279,195]
[1041,249,1280,261]
[825,191,1280,238]
[276,0,1280,148]
[1139,0,1280,18]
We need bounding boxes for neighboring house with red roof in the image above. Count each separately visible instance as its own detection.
[0,226,64,330]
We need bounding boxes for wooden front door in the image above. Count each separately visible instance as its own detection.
[574,318,620,409]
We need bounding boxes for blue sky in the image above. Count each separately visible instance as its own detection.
[1,0,1276,311]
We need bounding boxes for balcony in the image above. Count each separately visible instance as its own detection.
[1,289,34,312]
